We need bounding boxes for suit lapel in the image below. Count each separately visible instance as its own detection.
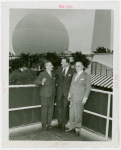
[72,73,76,84]
[60,67,63,80]
[74,71,85,84]
[52,72,55,80]
[65,66,71,78]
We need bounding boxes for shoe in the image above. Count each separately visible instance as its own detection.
[65,128,75,132]
[57,124,62,128]
[44,125,48,130]
[48,125,52,129]
[61,124,66,130]
[75,131,80,137]
[62,126,66,130]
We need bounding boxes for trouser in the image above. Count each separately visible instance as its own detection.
[41,95,54,126]
[57,94,70,126]
[69,95,84,132]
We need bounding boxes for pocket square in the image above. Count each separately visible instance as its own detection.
[68,74,71,76]
[80,78,84,80]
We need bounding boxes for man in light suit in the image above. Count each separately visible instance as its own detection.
[56,57,76,129]
[66,61,91,136]
[35,60,56,129]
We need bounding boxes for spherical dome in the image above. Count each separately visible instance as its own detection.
[12,13,69,55]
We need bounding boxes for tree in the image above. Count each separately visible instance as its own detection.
[9,58,23,71]
[9,52,15,60]
[19,53,30,68]
[44,52,61,69]
[29,53,41,68]
[19,52,44,69]
[9,52,14,56]
[93,47,113,53]
[72,52,90,69]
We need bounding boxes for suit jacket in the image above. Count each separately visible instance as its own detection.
[34,70,56,97]
[69,71,91,103]
[56,66,76,97]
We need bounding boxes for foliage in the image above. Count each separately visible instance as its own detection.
[9,51,92,85]
[19,53,43,68]
[9,69,37,85]
[9,51,92,73]
[44,52,61,69]
[19,53,30,68]
[9,58,23,71]
[9,52,14,56]
[72,52,90,69]
[93,47,113,53]
[9,52,44,72]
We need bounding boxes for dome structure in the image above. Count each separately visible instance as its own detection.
[12,12,69,55]
[63,49,72,55]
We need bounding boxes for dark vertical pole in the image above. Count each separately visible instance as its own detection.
[91,62,93,74]
[106,68,107,76]
[100,64,102,76]
[95,62,97,75]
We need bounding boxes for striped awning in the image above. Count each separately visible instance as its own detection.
[91,74,113,89]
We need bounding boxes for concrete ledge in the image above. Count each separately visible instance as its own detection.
[9,120,111,141]
[9,122,42,136]
[9,119,58,136]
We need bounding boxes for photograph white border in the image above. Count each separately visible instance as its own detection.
[1,1,120,148]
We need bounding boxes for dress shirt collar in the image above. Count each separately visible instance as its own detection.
[46,70,52,77]
[63,65,70,75]
[63,65,69,72]
[77,70,83,76]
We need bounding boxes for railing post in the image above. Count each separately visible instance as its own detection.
[105,93,111,141]
[106,68,108,76]
[95,62,97,75]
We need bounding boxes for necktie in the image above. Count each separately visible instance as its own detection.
[48,71,52,78]
[75,73,79,82]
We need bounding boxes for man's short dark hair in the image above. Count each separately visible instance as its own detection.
[75,61,86,71]
[62,57,70,64]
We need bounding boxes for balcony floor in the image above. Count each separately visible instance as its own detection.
[9,126,106,141]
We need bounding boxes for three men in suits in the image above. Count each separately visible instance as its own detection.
[56,57,76,129]
[34,61,56,129]
[66,61,91,136]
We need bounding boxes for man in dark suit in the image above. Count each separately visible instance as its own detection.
[56,57,76,129]
[35,60,56,129]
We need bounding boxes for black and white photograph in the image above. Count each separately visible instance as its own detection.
[1,1,120,148]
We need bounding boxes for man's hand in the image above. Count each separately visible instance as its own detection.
[67,94,71,101]
[82,97,88,105]
[42,78,47,85]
